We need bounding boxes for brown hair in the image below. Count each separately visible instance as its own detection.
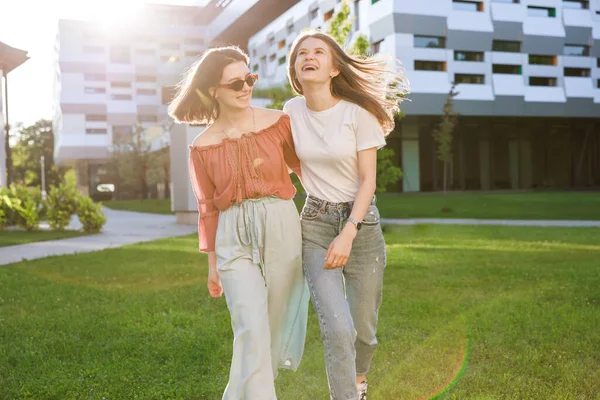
[168,46,249,124]
[288,30,409,135]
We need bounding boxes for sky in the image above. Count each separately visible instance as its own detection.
[0,0,210,128]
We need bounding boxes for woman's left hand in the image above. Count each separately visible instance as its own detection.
[323,225,357,269]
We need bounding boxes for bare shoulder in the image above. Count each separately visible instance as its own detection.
[252,107,287,130]
[191,125,222,148]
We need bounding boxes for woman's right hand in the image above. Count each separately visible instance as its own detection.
[207,252,223,298]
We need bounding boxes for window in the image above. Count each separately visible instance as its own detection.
[597,79,600,89]
[278,56,286,65]
[455,74,485,84]
[86,128,107,134]
[287,23,294,34]
[111,94,132,100]
[110,46,130,64]
[492,40,521,52]
[354,0,360,31]
[564,67,591,77]
[160,56,180,63]
[452,0,483,12]
[111,81,131,88]
[562,0,588,9]
[492,64,522,74]
[414,60,446,71]
[598,58,600,68]
[161,86,177,105]
[184,38,204,45]
[185,51,200,57]
[529,77,557,86]
[138,115,158,123]
[84,74,106,81]
[310,8,318,20]
[136,75,156,82]
[529,55,557,65]
[253,64,259,72]
[527,6,556,17]
[136,49,155,56]
[86,114,107,122]
[269,54,276,62]
[137,88,157,95]
[161,43,180,50]
[84,46,104,53]
[324,9,334,21]
[454,51,484,62]
[278,40,286,49]
[85,87,106,95]
[372,40,383,54]
[564,44,589,56]
[492,0,519,3]
[414,35,446,48]
[268,35,275,47]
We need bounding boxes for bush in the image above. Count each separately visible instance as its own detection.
[77,196,106,233]
[0,207,6,231]
[46,182,79,231]
[0,184,44,229]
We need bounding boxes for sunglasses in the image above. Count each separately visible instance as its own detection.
[216,74,258,92]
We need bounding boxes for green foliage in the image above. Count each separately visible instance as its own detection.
[0,184,44,229]
[253,84,296,111]
[46,181,80,231]
[376,148,403,192]
[349,34,370,56]
[12,119,66,187]
[14,198,41,231]
[77,196,107,233]
[327,0,354,46]
[433,83,459,209]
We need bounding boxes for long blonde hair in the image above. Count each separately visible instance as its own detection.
[288,30,409,135]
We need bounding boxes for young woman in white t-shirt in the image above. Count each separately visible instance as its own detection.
[283,31,408,400]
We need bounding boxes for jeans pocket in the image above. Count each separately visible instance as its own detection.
[362,205,381,226]
[300,204,320,221]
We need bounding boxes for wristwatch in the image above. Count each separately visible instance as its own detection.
[347,217,362,231]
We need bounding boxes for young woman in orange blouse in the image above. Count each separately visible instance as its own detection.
[168,46,309,400]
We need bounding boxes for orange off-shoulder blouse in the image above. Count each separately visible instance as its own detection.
[188,114,301,253]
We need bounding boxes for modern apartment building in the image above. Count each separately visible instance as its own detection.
[245,0,600,191]
[53,4,211,198]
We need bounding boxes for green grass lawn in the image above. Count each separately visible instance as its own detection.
[103,199,174,215]
[103,191,600,220]
[0,230,87,248]
[1,226,599,399]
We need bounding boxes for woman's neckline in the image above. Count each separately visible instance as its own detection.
[304,97,343,115]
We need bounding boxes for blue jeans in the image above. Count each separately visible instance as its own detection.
[301,195,386,400]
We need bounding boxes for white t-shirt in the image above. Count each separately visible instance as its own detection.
[283,96,386,203]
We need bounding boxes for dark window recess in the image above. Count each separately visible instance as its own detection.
[414,35,446,48]
[269,54,276,62]
[562,0,589,9]
[529,55,556,65]
[324,9,334,21]
[162,86,177,105]
[86,114,107,122]
[278,40,286,49]
[492,64,522,74]
[455,74,485,84]
[414,60,446,71]
[564,44,589,56]
[136,49,155,55]
[184,38,204,45]
[564,68,591,77]
[111,94,132,100]
[372,40,383,54]
[529,77,557,86]
[86,128,107,134]
[527,6,556,17]
[138,115,158,122]
[452,0,483,12]
[111,81,131,88]
[136,75,156,82]
[160,43,179,50]
[185,51,201,57]
[597,79,600,89]
[310,8,318,20]
[454,51,484,62]
[137,88,157,95]
[492,0,519,3]
[84,87,106,94]
[492,40,520,52]
[278,56,286,65]
[113,126,133,139]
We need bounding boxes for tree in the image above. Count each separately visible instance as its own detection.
[12,119,65,188]
[109,125,152,200]
[432,83,459,211]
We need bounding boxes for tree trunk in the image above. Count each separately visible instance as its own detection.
[442,161,448,211]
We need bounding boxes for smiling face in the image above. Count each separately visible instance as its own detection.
[293,37,339,88]
[212,61,253,110]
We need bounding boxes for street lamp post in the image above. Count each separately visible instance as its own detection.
[40,155,46,201]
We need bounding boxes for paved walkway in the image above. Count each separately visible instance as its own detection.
[2,209,599,267]
[0,208,196,266]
